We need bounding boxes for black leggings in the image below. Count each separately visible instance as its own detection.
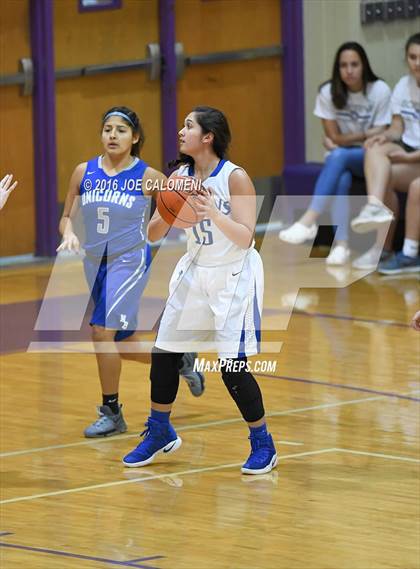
[150,351,265,423]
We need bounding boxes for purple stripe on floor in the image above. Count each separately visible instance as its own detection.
[0,296,165,354]
[293,309,410,328]
[0,296,411,355]
[0,541,165,568]
[257,373,420,402]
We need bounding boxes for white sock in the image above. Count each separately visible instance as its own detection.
[402,238,419,258]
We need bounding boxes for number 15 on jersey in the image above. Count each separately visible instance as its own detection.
[192,219,213,246]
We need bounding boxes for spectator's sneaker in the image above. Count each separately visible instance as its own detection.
[241,432,278,475]
[122,417,182,467]
[352,247,392,270]
[351,203,394,233]
[326,245,350,266]
[279,222,318,244]
[179,352,205,397]
[84,405,127,438]
[377,252,420,275]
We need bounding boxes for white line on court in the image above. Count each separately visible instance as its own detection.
[277,441,304,446]
[0,448,336,506]
[0,394,388,458]
[335,448,420,463]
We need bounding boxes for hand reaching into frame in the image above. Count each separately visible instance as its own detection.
[56,231,81,254]
[411,310,420,332]
[0,174,18,210]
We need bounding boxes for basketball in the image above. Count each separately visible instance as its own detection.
[156,175,202,229]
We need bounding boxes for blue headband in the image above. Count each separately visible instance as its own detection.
[103,111,136,128]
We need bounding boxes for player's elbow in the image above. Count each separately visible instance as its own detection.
[238,229,254,249]
[147,221,168,242]
[146,227,160,242]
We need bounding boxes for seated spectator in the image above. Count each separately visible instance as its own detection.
[351,33,420,241]
[377,176,419,274]
[279,41,392,266]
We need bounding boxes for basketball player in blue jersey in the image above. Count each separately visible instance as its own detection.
[58,106,205,438]
[123,106,277,475]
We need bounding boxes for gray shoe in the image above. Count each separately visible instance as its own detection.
[179,352,205,397]
[84,405,128,438]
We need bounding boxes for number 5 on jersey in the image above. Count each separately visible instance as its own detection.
[97,207,110,234]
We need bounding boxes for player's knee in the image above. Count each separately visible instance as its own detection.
[220,359,265,423]
[91,325,114,342]
[327,147,347,164]
[150,348,183,404]
[408,177,420,195]
[366,144,388,160]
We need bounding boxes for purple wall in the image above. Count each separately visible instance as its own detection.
[159,0,178,173]
[30,0,58,256]
[281,0,306,165]
[28,0,305,257]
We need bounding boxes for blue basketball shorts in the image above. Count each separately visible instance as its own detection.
[83,245,151,341]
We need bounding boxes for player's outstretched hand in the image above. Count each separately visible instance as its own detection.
[194,187,218,221]
[0,174,18,210]
[411,310,420,332]
[57,232,80,254]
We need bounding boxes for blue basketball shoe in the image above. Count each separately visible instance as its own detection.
[241,432,278,475]
[122,417,182,467]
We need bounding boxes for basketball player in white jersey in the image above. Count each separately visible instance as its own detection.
[123,106,277,475]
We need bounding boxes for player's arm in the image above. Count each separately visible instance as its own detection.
[143,166,171,242]
[322,119,367,147]
[142,166,167,197]
[364,115,404,148]
[195,169,256,249]
[57,163,85,252]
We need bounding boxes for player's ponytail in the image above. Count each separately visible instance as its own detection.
[102,106,145,156]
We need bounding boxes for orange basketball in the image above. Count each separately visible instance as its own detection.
[156,175,202,229]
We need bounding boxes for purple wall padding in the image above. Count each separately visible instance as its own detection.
[30,0,59,256]
[159,0,179,174]
[281,0,306,165]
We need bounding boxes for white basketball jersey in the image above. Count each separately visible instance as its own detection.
[177,160,254,267]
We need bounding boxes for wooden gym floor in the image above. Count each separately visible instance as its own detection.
[0,236,419,569]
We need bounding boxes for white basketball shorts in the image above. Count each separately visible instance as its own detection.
[155,248,263,358]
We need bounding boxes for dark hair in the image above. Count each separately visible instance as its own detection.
[101,106,145,156]
[405,33,420,56]
[169,106,231,169]
[320,42,379,110]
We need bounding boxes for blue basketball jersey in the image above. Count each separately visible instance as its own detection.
[80,156,149,257]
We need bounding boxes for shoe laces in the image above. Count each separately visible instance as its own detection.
[248,434,273,463]
[140,417,166,439]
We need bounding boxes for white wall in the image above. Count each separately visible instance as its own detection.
[303,0,419,162]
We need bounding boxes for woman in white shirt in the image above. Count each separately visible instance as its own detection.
[352,33,420,274]
[279,42,391,266]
